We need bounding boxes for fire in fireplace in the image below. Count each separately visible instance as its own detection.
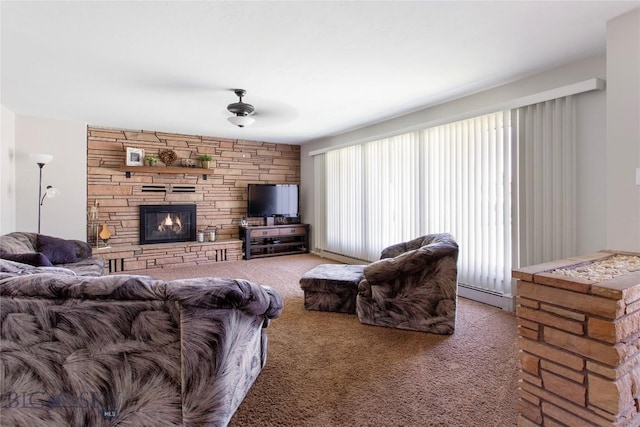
[139,204,196,244]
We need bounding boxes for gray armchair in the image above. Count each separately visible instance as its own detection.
[356,233,459,334]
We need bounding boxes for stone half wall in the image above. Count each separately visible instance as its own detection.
[87,126,300,248]
[513,251,640,427]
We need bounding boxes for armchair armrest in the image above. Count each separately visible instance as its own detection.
[165,278,284,319]
[72,239,94,260]
[364,241,458,285]
[0,274,283,321]
[0,273,163,299]
[380,233,457,259]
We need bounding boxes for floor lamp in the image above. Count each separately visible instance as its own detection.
[31,154,59,233]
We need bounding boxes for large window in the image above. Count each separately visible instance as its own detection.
[313,97,575,301]
[315,111,512,295]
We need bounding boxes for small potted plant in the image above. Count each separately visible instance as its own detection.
[198,154,212,169]
[144,155,158,166]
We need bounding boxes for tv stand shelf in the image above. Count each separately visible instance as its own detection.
[240,224,309,260]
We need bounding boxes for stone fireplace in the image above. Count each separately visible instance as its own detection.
[85,126,300,271]
[139,204,196,245]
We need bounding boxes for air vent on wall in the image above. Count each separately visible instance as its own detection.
[170,185,196,193]
[140,185,196,193]
[141,185,167,193]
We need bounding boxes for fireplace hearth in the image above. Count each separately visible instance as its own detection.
[139,204,196,245]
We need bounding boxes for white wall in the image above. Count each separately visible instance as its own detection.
[14,115,87,240]
[301,54,608,255]
[1,104,17,234]
[606,8,640,252]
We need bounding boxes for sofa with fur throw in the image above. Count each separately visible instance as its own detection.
[356,233,459,335]
[0,265,283,426]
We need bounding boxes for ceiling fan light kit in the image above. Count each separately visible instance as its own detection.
[228,115,255,127]
[227,89,255,127]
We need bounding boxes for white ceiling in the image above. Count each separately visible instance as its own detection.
[1,1,638,144]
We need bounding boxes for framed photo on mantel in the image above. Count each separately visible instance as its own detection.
[126,147,144,166]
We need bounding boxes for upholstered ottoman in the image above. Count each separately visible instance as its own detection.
[299,264,365,314]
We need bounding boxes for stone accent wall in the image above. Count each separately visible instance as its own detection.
[513,251,640,427]
[87,126,300,247]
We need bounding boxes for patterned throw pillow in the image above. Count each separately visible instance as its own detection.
[36,235,79,264]
[0,252,54,267]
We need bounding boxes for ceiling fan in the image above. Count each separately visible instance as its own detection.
[227,89,255,127]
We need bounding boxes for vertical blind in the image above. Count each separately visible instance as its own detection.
[313,98,575,297]
[313,153,327,253]
[517,97,576,267]
[364,134,420,257]
[325,145,365,259]
[421,111,512,294]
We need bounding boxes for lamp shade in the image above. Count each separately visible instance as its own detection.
[228,115,255,128]
[45,186,60,198]
[30,154,53,164]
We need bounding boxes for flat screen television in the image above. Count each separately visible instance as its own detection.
[247,184,299,218]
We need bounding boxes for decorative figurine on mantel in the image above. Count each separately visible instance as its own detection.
[98,224,111,249]
[158,149,178,166]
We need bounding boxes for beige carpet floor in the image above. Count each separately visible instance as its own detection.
[132,253,519,426]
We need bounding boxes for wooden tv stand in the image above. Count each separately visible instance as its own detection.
[240,224,309,260]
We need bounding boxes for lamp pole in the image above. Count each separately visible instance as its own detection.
[37,162,45,233]
[31,154,54,234]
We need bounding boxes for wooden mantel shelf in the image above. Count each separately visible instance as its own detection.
[119,165,212,180]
